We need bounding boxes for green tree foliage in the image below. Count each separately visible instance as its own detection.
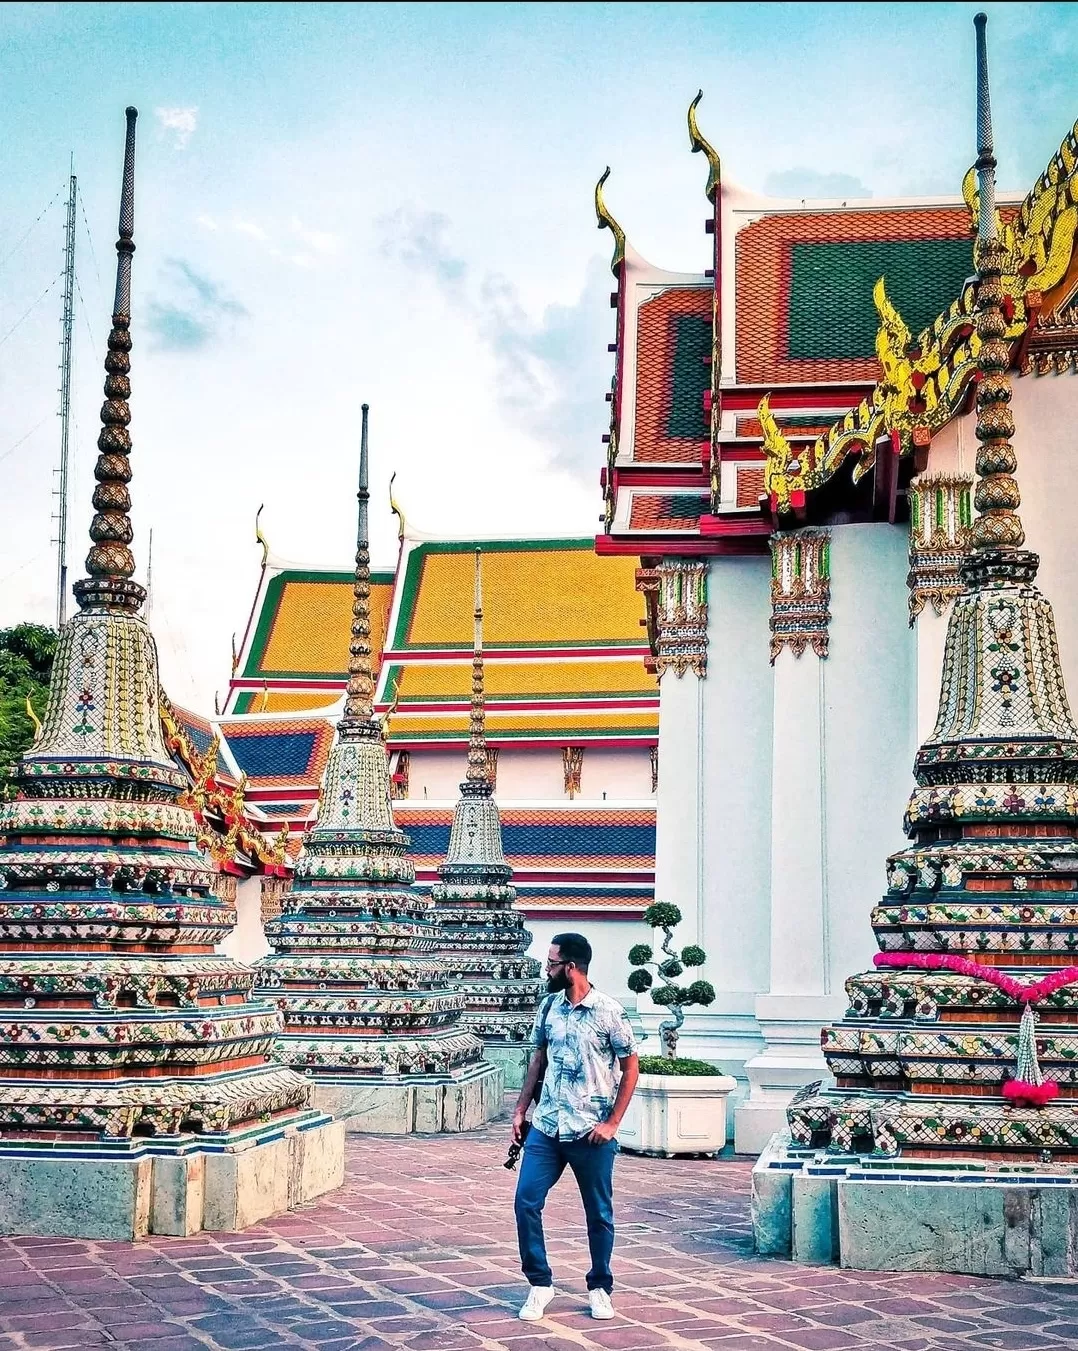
[628,901,716,1058]
[0,624,57,786]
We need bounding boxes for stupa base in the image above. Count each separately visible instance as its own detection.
[0,1111,344,1241]
[480,1040,531,1091]
[311,1061,504,1134]
[753,1130,1078,1275]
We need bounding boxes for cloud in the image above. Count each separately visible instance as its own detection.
[195,214,219,231]
[291,217,338,255]
[379,207,610,477]
[378,208,468,287]
[154,106,199,150]
[146,259,248,352]
[763,168,872,201]
[232,219,269,242]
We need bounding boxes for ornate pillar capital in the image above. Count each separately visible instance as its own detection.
[639,559,709,678]
[769,528,831,663]
[906,473,973,624]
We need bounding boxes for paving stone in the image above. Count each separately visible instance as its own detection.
[1,1124,1075,1351]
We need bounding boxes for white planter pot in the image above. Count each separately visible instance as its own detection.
[617,1073,738,1156]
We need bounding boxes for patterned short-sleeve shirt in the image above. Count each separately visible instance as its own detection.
[531,987,638,1141]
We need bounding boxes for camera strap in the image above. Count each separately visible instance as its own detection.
[530,993,558,1106]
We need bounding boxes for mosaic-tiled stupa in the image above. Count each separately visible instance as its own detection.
[430,550,543,1089]
[0,108,343,1241]
[751,16,1078,1276]
[786,18,1078,1168]
[254,408,502,1133]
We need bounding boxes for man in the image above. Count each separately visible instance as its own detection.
[511,932,639,1323]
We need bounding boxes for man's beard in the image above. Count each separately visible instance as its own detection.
[546,969,568,994]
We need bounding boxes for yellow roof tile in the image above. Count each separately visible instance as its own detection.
[396,543,645,650]
[390,658,655,702]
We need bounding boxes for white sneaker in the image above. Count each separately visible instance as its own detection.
[589,1290,615,1320]
[518,1286,556,1321]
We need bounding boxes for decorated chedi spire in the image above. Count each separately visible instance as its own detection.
[787,14,1078,1164]
[0,110,340,1239]
[255,412,501,1130]
[430,551,543,1089]
[342,403,377,728]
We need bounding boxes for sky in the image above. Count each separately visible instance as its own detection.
[2,1,1077,710]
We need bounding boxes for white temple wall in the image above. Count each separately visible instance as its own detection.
[406,748,476,800]
[925,375,1078,708]
[700,555,774,992]
[1008,375,1078,687]
[407,745,651,801]
[220,875,270,965]
[648,555,774,1088]
[490,747,565,799]
[524,917,643,1007]
[578,747,654,801]
[822,523,916,993]
[653,662,703,935]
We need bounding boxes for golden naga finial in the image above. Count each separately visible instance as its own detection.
[759,395,800,515]
[687,90,721,202]
[379,683,400,734]
[202,733,220,785]
[230,632,239,675]
[595,167,627,275]
[273,821,291,863]
[254,504,269,567]
[25,695,42,743]
[389,471,406,543]
[961,114,1078,299]
[258,683,270,713]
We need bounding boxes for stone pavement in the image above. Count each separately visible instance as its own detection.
[2,1119,1077,1351]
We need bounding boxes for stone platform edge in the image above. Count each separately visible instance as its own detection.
[312,1060,504,1134]
[751,1129,1078,1277]
[0,1113,345,1241]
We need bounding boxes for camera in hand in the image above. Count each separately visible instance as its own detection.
[503,1119,531,1170]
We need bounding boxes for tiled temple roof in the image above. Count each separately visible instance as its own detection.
[633,287,712,463]
[230,565,395,713]
[597,96,1078,549]
[734,208,974,386]
[396,804,655,918]
[227,537,657,747]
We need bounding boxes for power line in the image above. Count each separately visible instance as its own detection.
[0,415,51,468]
[0,271,64,351]
[76,181,104,295]
[72,267,99,365]
[0,186,64,277]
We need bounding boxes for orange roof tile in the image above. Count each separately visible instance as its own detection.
[735,207,973,385]
[633,287,712,463]
[628,494,707,531]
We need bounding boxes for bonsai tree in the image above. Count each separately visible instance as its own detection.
[627,902,715,1060]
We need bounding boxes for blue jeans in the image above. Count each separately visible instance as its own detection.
[514,1127,618,1293]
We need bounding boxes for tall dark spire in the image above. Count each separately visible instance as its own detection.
[75,107,145,613]
[465,548,489,786]
[970,12,1025,554]
[342,402,374,725]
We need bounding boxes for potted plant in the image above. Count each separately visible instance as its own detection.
[617,902,737,1156]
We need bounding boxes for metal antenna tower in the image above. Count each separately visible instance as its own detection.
[54,161,76,628]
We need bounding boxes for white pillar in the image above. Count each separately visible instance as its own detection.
[737,529,842,1153]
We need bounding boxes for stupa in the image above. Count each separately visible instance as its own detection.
[0,108,343,1241]
[254,408,503,1133]
[429,550,543,1088]
[753,17,1078,1275]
